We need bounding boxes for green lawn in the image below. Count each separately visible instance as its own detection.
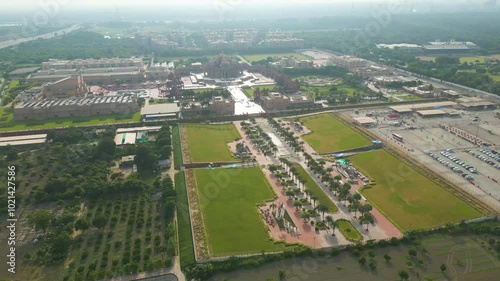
[172,125,184,170]
[349,150,483,231]
[291,162,338,212]
[194,167,287,256]
[459,56,488,64]
[243,53,309,62]
[300,113,371,154]
[184,123,241,163]
[398,95,422,101]
[8,80,19,89]
[175,172,196,268]
[490,75,500,82]
[0,110,141,132]
[242,84,277,98]
[336,219,363,242]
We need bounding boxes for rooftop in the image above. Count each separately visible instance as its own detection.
[140,103,179,116]
[16,96,136,109]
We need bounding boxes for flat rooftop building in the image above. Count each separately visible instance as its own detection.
[140,103,179,120]
[389,101,457,113]
[416,109,447,118]
[14,95,139,121]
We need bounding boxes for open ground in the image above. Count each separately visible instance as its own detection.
[193,167,289,256]
[299,113,372,154]
[210,233,500,281]
[349,149,483,231]
[182,123,241,163]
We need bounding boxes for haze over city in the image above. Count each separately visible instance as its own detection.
[0,1,499,281]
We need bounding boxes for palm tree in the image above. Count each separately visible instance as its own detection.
[360,213,374,230]
[311,196,318,209]
[353,192,362,202]
[348,201,360,217]
[317,205,328,221]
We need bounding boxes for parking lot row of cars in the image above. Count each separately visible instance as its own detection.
[469,149,500,169]
[424,149,476,181]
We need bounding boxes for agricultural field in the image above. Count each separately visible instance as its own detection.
[183,123,241,163]
[300,113,371,154]
[349,150,483,231]
[243,52,309,62]
[336,219,363,242]
[211,232,500,281]
[242,84,277,98]
[193,167,288,256]
[0,109,141,132]
[291,162,338,212]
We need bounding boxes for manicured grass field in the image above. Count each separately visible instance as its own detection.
[184,123,241,163]
[0,110,141,132]
[242,84,277,98]
[243,53,309,62]
[350,150,483,231]
[300,113,371,154]
[194,167,286,256]
[336,219,363,242]
[175,172,196,268]
[292,162,338,212]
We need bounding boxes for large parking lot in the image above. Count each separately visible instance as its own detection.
[345,108,500,212]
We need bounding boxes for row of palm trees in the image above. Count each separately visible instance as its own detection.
[241,121,278,157]
[267,118,305,153]
[301,151,375,230]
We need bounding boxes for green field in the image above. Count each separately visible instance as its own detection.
[184,123,241,163]
[172,125,184,170]
[175,172,196,268]
[243,53,309,62]
[194,167,287,256]
[242,84,277,98]
[336,219,363,242]
[459,56,488,64]
[8,80,19,89]
[300,113,371,154]
[491,75,500,82]
[292,162,338,212]
[0,110,140,132]
[350,150,483,231]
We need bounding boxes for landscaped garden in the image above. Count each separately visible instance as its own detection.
[300,113,371,154]
[349,150,483,231]
[336,219,363,242]
[291,162,338,212]
[182,123,241,163]
[242,84,277,98]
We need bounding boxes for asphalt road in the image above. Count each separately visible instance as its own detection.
[0,24,80,50]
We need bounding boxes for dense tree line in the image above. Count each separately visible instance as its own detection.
[0,31,145,66]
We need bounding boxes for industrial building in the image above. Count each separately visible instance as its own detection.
[14,96,139,121]
[353,116,377,127]
[140,103,180,120]
[26,57,148,84]
[389,101,458,114]
[41,76,89,99]
[422,40,478,55]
